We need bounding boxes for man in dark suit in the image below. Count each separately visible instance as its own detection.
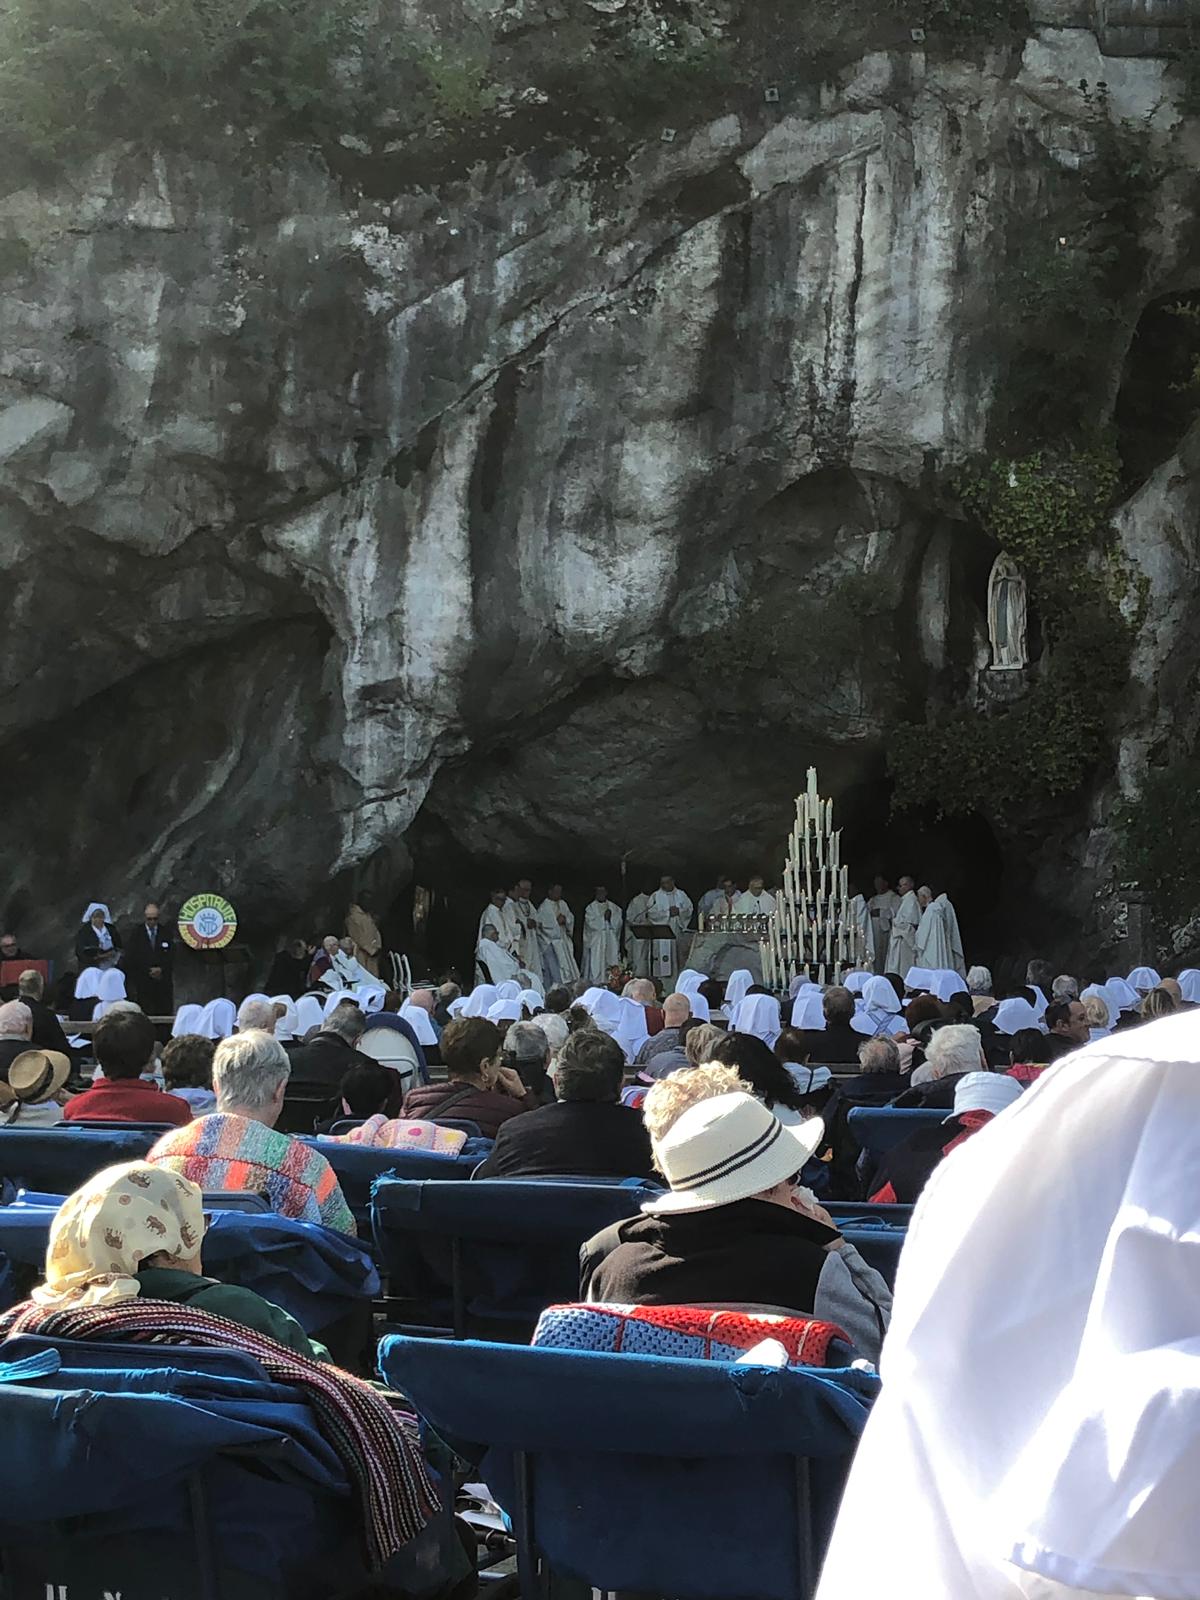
[15,970,74,1059]
[122,902,175,1015]
[476,1029,655,1181]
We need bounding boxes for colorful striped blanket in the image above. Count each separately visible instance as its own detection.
[148,1113,355,1236]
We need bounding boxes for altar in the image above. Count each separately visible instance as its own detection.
[682,932,764,984]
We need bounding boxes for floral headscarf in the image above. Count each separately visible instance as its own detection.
[34,1161,205,1309]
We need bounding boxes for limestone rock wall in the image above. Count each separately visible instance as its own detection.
[2,9,1199,962]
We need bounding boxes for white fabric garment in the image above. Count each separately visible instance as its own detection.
[577,987,605,1014]
[904,966,934,993]
[816,1014,1200,1600]
[461,985,499,1020]
[96,970,126,1004]
[171,1003,205,1038]
[1029,986,1049,1022]
[1127,965,1162,993]
[487,998,522,1025]
[790,992,827,1031]
[645,887,693,983]
[785,1063,832,1096]
[930,969,966,1003]
[675,970,706,1000]
[399,1002,438,1046]
[730,995,781,1047]
[519,989,544,1014]
[478,902,512,952]
[992,997,1043,1036]
[292,995,325,1038]
[688,993,711,1022]
[506,899,544,985]
[1177,968,1200,1005]
[724,970,754,1010]
[271,997,299,1040]
[732,890,777,916]
[81,902,111,924]
[624,892,651,979]
[1105,976,1139,1015]
[476,938,522,987]
[357,985,387,1014]
[74,968,105,1002]
[589,990,624,1040]
[913,895,966,979]
[322,989,359,1020]
[614,997,650,1064]
[581,901,622,984]
[536,898,579,986]
[841,970,872,996]
[850,976,907,1038]
[195,998,236,1041]
[495,981,522,1001]
[447,997,469,1018]
[885,891,921,978]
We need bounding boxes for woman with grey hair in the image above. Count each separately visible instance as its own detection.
[503,1020,555,1104]
[146,1031,355,1234]
[894,1023,988,1110]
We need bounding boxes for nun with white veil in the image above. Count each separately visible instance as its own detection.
[729,994,782,1049]
[723,969,754,1012]
[817,1012,1200,1600]
[850,976,907,1039]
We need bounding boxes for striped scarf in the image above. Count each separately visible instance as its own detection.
[0,1298,436,1569]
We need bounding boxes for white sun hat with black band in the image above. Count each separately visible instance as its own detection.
[643,1091,825,1216]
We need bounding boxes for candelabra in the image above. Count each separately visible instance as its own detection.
[759,766,867,991]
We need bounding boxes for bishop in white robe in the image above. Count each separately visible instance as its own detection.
[537,889,579,987]
[885,876,921,977]
[582,891,622,983]
[914,891,966,979]
[645,876,694,984]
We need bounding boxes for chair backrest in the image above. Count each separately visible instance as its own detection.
[0,1202,378,1336]
[357,1026,421,1093]
[836,1225,907,1288]
[846,1106,946,1155]
[275,1092,334,1136]
[0,1127,161,1194]
[430,1117,482,1139]
[379,1334,879,1600]
[370,1177,661,1339]
[0,1334,371,1599]
[299,1137,490,1228]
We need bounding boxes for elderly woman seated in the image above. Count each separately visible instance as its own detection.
[580,1065,892,1363]
[0,1161,448,1585]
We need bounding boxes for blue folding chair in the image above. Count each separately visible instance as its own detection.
[371,1177,661,1340]
[846,1106,945,1155]
[380,1334,879,1600]
[0,1334,366,1599]
[826,1201,913,1226]
[0,1126,163,1193]
[299,1137,491,1228]
[0,1200,378,1337]
[837,1225,906,1288]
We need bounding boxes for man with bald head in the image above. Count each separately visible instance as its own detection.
[632,992,692,1070]
[122,902,176,1017]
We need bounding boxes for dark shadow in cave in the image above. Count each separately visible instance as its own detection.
[1114,290,1200,491]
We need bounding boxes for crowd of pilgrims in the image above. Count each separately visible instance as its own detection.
[2,894,1198,1595]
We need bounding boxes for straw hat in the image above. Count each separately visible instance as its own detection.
[643,1091,825,1216]
[8,1049,71,1104]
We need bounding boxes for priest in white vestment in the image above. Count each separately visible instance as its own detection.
[913,889,966,979]
[867,876,901,973]
[505,880,544,986]
[645,875,694,985]
[322,939,376,990]
[581,889,622,983]
[697,876,737,925]
[884,875,921,977]
[624,888,652,978]
[733,876,776,916]
[537,886,579,987]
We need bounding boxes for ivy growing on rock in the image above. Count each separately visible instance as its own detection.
[888,446,1133,824]
[1114,760,1200,929]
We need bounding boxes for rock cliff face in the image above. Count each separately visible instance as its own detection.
[2,0,1198,965]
